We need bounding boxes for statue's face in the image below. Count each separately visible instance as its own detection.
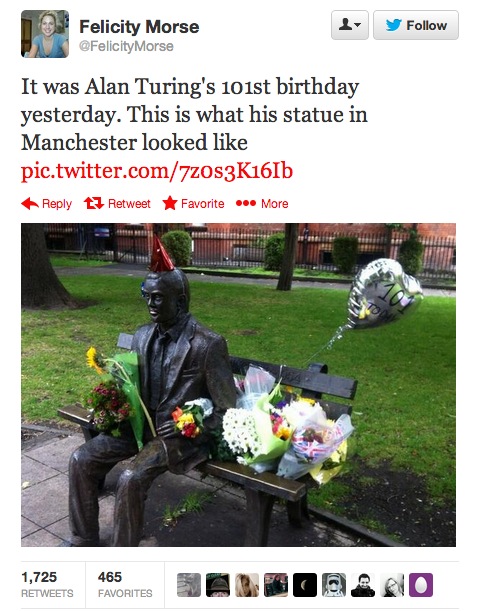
[143,275,181,328]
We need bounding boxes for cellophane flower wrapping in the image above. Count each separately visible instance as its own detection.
[277,402,354,481]
[235,365,276,410]
[247,389,293,467]
[109,352,147,450]
[87,347,154,451]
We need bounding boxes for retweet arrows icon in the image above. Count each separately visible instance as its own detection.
[84,196,104,209]
[21,197,39,210]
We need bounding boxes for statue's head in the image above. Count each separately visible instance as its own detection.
[141,235,190,329]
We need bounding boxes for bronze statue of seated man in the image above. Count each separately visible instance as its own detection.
[66,242,236,546]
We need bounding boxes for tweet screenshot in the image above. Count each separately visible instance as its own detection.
[13,1,476,609]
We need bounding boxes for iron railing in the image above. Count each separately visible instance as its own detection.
[45,224,456,282]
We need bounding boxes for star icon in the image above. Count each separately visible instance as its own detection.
[163,195,177,210]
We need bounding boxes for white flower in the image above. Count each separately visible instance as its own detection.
[222,408,262,458]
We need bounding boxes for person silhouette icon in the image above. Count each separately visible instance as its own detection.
[339,18,352,30]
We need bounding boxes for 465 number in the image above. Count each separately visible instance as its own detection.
[98,571,122,582]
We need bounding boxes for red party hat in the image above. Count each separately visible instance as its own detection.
[150,235,175,272]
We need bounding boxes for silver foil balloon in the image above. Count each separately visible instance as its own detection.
[347,258,423,329]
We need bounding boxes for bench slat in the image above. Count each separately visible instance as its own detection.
[201,461,307,502]
[117,332,134,350]
[58,403,91,425]
[230,355,357,400]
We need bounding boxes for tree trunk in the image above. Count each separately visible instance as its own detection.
[21,224,78,309]
[277,223,299,291]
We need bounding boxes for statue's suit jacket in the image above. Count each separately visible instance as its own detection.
[131,315,237,473]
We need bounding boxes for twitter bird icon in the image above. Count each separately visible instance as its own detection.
[386,19,402,31]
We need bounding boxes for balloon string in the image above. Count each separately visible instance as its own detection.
[304,347,324,366]
[303,323,352,366]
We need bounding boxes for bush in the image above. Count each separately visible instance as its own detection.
[332,236,358,274]
[161,231,192,266]
[264,232,285,271]
[398,234,424,276]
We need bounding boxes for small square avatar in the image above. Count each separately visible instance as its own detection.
[264,573,288,597]
[323,573,346,597]
[206,573,230,597]
[293,573,317,597]
[234,573,259,597]
[177,573,201,597]
[381,573,405,597]
[351,572,376,597]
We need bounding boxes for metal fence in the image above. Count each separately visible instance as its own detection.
[44,223,151,264]
[45,224,456,282]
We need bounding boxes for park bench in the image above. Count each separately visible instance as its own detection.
[58,332,357,546]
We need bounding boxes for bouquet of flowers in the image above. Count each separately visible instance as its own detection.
[172,398,214,439]
[221,365,355,485]
[276,401,354,481]
[85,379,132,437]
[222,367,294,471]
[86,346,156,449]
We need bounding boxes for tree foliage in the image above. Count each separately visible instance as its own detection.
[161,230,192,266]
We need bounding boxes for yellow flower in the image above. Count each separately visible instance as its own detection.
[299,397,316,405]
[175,413,195,430]
[275,426,291,440]
[86,347,104,375]
[179,413,195,425]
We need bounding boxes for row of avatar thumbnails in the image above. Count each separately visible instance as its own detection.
[178,572,432,598]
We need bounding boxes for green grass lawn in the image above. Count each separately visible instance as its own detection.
[49,255,115,268]
[21,274,455,536]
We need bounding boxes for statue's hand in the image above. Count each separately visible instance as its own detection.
[156,420,178,439]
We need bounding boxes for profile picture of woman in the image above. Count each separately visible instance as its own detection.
[264,573,288,597]
[235,573,259,597]
[381,573,405,597]
[27,10,69,58]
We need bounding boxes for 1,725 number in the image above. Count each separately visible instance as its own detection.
[22,572,57,583]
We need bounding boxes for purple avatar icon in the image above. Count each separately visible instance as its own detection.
[409,573,433,597]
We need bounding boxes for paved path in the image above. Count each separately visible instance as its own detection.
[56,263,456,297]
[21,426,386,548]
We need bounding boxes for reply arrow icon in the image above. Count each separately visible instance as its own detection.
[21,197,39,210]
